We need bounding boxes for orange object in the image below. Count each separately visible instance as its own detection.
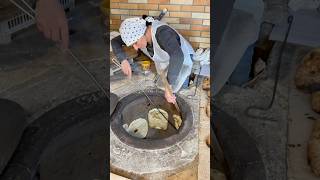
[140,61,151,71]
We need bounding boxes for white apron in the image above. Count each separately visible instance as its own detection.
[140,20,195,93]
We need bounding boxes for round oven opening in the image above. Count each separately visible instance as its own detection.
[111,89,193,149]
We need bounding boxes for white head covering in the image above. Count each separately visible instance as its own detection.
[119,17,147,46]
[119,17,155,46]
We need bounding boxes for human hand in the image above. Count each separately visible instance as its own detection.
[36,0,69,50]
[164,87,176,104]
[121,59,132,79]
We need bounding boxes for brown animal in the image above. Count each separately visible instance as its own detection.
[308,120,320,176]
[295,48,320,92]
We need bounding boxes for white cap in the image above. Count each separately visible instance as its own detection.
[119,17,147,46]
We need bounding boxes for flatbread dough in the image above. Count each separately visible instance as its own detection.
[123,118,148,138]
[295,48,320,92]
[173,114,182,130]
[148,108,168,130]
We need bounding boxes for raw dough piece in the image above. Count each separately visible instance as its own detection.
[312,91,320,113]
[295,48,320,92]
[206,135,210,147]
[173,114,182,130]
[308,120,320,176]
[148,108,168,130]
[202,77,210,90]
[206,102,210,118]
[123,118,148,138]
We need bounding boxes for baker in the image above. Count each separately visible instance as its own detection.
[111,16,195,104]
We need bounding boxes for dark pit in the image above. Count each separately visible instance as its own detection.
[0,92,108,180]
[111,89,193,149]
[212,106,267,180]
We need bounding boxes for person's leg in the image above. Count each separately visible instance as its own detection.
[0,99,27,174]
[181,54,197,89]
[182,75,191,88]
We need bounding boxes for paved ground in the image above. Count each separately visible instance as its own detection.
[197,87,211,180]
[215,43,299,180]
[215,42,320,180]
[286,46,320,180]
[0,1,107,122]
[0,1,108,179]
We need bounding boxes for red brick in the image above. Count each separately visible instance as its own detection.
[201,31,210,38]
[180,18,202,25]
[190,42,200,49]
[199,43,210,48]
[119,3,138,9]
[160,0,170,3]
[181,5,204,12]
[111,3,119,8]
[169,12,191,18]
[170,0,192,5]
[111,15,121,20]
[148,0,160,3]
[129,10,149,16]
[111,9,129,15]
[205,6,210,12]
[128,0,147,2]
[189,37,210,43]
[110,24,120,30]
[193,0,210,5]
[137,4,159,10]
[159,4,181,11]
[178,30,201,37]
[111,19,121,25]
[191,25,209,31]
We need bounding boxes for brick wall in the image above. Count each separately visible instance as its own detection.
[110,0,210,49]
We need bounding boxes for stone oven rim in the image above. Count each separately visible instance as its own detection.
[110,89,194,149]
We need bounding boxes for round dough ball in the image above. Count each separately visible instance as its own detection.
[148,108,168,130]
[124,118,148,138]
[173,114,182,130]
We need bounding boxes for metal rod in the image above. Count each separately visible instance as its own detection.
[112,61,178,130]
[9,0,108,98]
[66,49,108,97]
[245,15,294,122]
[135,74,178,131]
[21,0,36,14]
[9,0,35,20]
[134,80,178,130]
[193,66,202,96]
